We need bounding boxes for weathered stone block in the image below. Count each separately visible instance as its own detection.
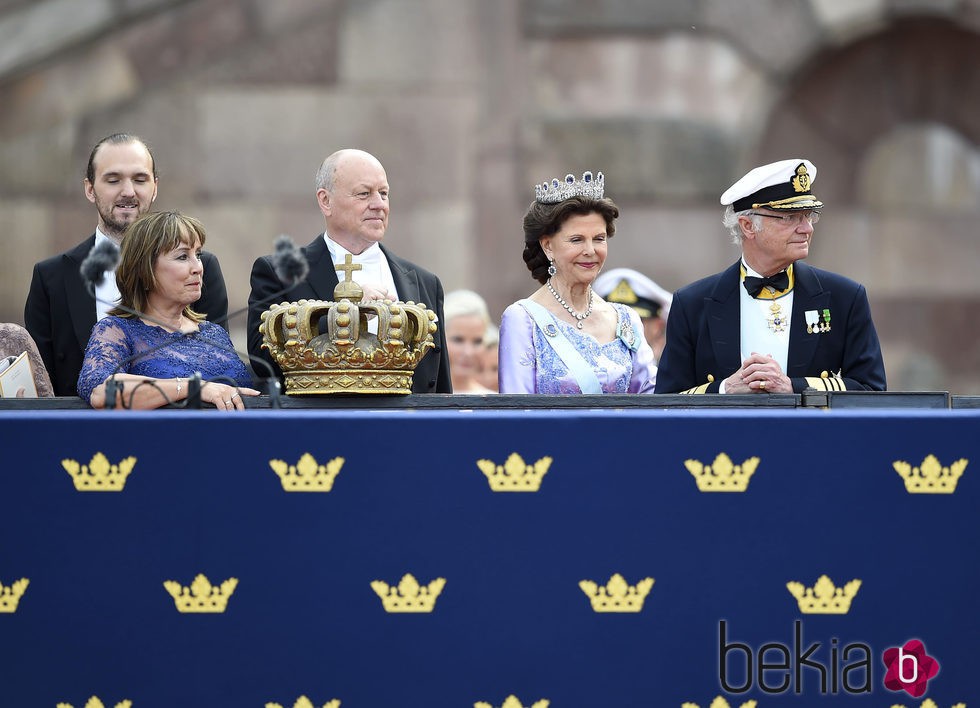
[525,0,697,34]
[702,0,820,75]
[527,118,736,201]
[340,0,479,83]
[0,199,53,322]
[0,0,113,76]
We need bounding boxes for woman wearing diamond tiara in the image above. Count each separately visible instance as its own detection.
[497,171,656,394]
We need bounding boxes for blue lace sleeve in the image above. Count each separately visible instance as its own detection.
[77,317,133,404]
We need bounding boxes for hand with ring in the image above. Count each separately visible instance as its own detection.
[200,381,260,411]
[723,353,791,394]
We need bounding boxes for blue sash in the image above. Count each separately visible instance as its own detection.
[519,299,603,394]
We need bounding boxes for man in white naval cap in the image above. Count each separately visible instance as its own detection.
[593,267,672,363]
[655,159,886,394]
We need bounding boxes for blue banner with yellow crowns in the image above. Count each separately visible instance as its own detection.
[0,408,977,708]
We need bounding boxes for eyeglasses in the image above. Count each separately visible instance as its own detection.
[752,210,820,226]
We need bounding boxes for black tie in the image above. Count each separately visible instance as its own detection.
[743,271,789,298]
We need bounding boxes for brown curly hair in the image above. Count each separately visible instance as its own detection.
[522,195,620,284]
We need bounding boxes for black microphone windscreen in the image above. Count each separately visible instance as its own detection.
[79,240,121,291]
[272,235,309,285]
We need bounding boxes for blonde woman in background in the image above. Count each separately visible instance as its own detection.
[477,322,499,392]
[444,289,495,394]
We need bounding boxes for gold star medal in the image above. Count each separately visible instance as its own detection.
[767,301,787,333]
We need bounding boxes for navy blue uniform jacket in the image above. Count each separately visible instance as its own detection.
[655,260,886,393]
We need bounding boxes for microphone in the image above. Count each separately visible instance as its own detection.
[80,236,309,409]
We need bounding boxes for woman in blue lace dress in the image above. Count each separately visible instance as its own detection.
[78,211,259,409]
[498,171,656,394]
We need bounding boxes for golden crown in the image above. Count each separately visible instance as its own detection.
[56,699,132,708]
[269,453,344,492]
[259,255,437,394]
[684,453,759,492]
[786,574,861,614]
[61,452,136,492]
[891,701,966,708]
[0,577,28,613]
[163,574,238,613]
[893,454,967,494]
[266,698,340,708]
[476,453,552,492]
[475,697,550,708]
[371,573,445,613]
[579,573,654,613]
[682,698,757,708]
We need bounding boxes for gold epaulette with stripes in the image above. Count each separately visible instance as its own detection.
[679,374,715,394]
[804,371,846,391]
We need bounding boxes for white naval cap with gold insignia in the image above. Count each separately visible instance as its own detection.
[721,158,823,212]
[593,267,672,320]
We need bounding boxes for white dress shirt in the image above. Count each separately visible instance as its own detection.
[324,235,398,334]
[739,261,793,373]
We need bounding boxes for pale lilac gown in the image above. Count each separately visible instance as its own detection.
[498,301,656,394]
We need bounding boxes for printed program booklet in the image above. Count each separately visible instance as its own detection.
[0,351,38,397]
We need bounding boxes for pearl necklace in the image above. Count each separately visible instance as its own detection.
[547,279,593,329]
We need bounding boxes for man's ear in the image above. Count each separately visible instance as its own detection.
[316,188,332,217]
[737,215,756,241]
[84,179,96,205]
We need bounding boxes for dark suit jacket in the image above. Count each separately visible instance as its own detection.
[24,234,229,397]
[247,234,452,393]
[655,260,886,393]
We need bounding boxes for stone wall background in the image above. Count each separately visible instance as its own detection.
[1,0,977,393]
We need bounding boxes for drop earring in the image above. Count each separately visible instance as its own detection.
[547,259,556,277]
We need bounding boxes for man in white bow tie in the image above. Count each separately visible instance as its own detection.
[247,148,452,393]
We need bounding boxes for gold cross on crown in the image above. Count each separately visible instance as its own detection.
[333,254,364,301]
[335,254,362,282]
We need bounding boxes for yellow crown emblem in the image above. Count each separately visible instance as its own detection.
[266,698,340,708]
[475,697,549,708]
[579,573,654,613]
[682,698,757,708]
[891,701,966,708]
[259,255,437,394]
[371,573,445,613]
[56,699,132,708]
[792,162,811,193]
[476,453,552,492]
[0,577,29,613]
[163,574,238,613]
[269,453,345,491]
[787,574,861,614]
[893,455,967,494]
[684,453,759,492]
[61,452,136,491]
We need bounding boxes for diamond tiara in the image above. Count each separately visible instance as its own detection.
[534,171,605,204]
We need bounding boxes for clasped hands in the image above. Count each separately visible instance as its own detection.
[723,352,792,394]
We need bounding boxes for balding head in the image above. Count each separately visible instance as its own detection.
[315,148,390,254]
